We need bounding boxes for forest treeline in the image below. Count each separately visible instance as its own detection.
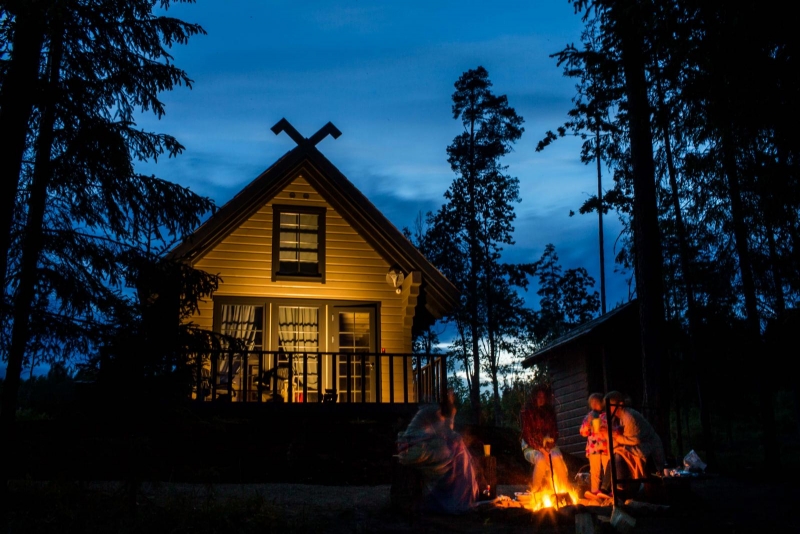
[0,1,222,512]
[414,1,799,469]
[1,0,798,486]
[552,0,800,469]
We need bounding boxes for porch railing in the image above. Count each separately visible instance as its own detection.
[189,350,446,405]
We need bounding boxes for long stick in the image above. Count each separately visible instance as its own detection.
[606,401,620,505]
[547,449,559,510]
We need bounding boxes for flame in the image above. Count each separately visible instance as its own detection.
[522,480,579,512]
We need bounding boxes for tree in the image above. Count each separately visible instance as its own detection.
[532,243,600,342]
[426,66,524,424]
[569,0,670,445]
[537,15,624,316]
[559,0,800,468]
[0,0,212,501]
[0,2,47,301]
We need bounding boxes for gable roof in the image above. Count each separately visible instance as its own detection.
[521,300,639,368]
[168,139,459,320]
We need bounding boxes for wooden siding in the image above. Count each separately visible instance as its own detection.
[547,349,590,456]
[187,176,415,401]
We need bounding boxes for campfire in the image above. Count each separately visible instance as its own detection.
[516,484,579,512]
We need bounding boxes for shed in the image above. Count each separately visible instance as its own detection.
[521,300,643,455]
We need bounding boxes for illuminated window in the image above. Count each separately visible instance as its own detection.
[272,205,325,281]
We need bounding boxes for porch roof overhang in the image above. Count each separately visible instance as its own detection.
[168,139,459,322]
[521,300,639,368]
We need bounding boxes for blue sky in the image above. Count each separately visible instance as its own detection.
[135,0,632,310]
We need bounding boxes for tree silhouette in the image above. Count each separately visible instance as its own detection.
[0,0,214,499]
[532,244,600,342]
[425,66,525,423]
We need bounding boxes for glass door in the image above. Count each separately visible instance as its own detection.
[277,305,320,402]
[218,304,264,402]
[333,308,376,402]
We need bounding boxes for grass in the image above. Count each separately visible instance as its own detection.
[5,480,303,534]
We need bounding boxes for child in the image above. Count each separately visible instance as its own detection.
[579,392,611,499]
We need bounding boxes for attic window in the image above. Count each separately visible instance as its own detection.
[272,205,326,282]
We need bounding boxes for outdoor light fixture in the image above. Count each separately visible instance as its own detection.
[386,266,404,294]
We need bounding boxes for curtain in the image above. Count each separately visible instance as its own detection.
[278,306,319,391]
[218,305,259,384]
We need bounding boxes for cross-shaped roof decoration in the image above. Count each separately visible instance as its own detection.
[271,118,342,147]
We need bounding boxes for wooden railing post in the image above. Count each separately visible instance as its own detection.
[210,351,218,401]
[415,354,422,403]
[388,353,395,404]
[345,353,351,403]
[362,353,367,403]
[439,355,447,403]
[242,351,249,402]
[227,350,234,400]
[303,352,308,403]
[402,354,409,404]
[271,352,279,399]
[287,353,294,403]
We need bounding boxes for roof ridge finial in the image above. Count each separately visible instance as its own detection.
[271,118,342,147]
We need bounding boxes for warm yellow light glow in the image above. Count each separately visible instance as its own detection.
[523,484,578,512]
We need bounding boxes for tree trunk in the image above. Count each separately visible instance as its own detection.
[596,128,607,315]
[610,0,670,449]
[466,120,482,424]
[0,7,63,497]
[0,4,46,296]
[482,242,502,426]
[720,130,779,470]
[655,75,714,465]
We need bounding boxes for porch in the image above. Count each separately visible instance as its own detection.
[190,350,447,405]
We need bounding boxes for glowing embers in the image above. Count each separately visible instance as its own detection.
[516,486,578,512]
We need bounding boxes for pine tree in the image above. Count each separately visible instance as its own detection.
[436,66,524,423]
[0,1,213,497]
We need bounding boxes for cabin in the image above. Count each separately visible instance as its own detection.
[521,300,643,455]
[170,120,458,407]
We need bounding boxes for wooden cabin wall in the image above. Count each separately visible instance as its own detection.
[187,176,414,401]
[547,346,591,456]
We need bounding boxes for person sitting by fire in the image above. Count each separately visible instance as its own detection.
[396,391,478,514]
[601,391,666,493]
[520,384,571,497]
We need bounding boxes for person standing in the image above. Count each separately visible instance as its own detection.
[579,393,611,499]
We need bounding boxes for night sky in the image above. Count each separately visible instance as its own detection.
[135,1,631,310]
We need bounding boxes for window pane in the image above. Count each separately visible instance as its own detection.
[277,210,320,275]
[280,213,298,226]
[299,233,318,246]
[220,305,264,350]
[278,306,319,351]
[299,213,318,229]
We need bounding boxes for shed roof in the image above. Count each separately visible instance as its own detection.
[522,300,639,368]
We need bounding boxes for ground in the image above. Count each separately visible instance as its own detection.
[8,409,799,532]
[7,474,793,533]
